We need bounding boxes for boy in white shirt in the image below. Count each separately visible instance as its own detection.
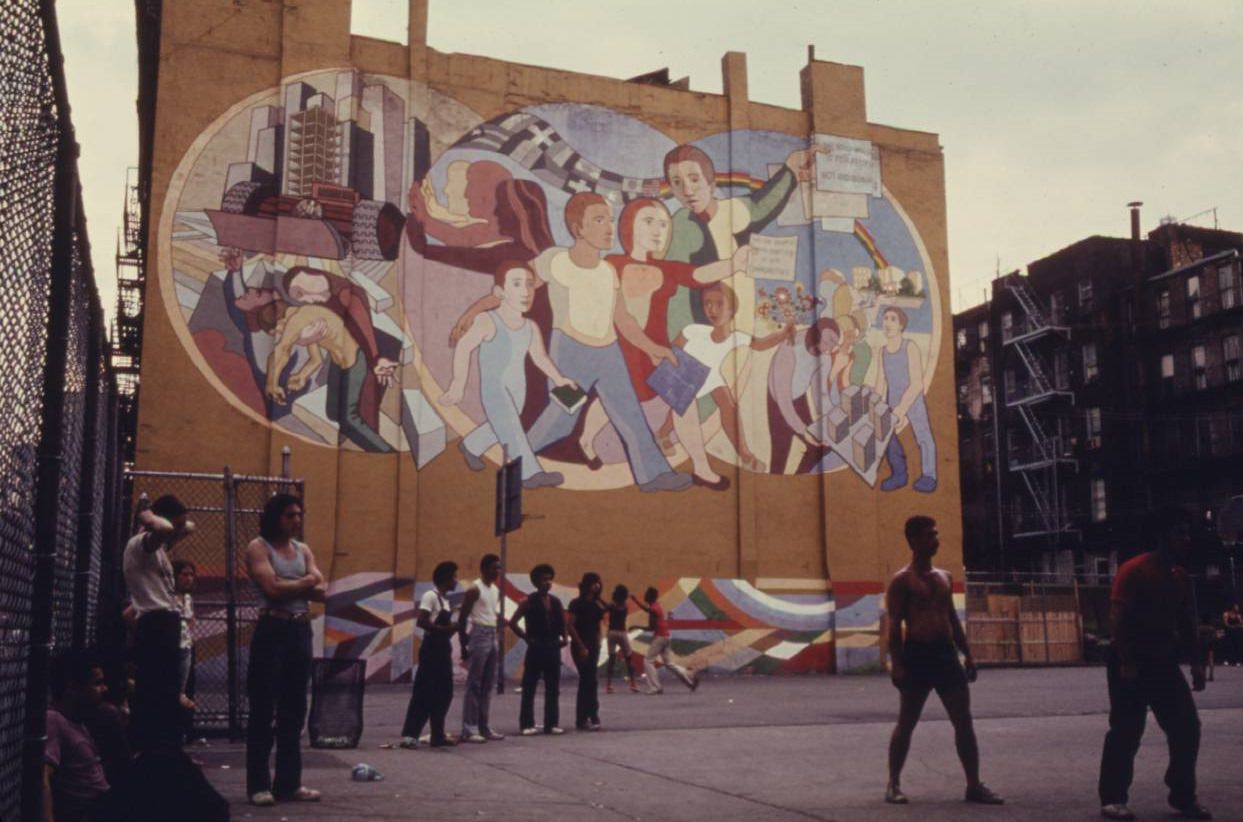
[458,554,506,743]
[400,562,459,748]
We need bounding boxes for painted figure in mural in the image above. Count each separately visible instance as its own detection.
[670,282,793,481]
[400,561,460,750]
[216,247,289,410]
[663,143,823,333]
[265,303,394,453]
[411,178,558,423]
[885,515,1002,807]
[875,306,936,493]
[631,587,697,694]
[441,262,577,488]
[765,319,845,474]
[525,192,692,492]
[408,159,513,248]
[572,197,748,485]
[819,267,874,388]
[243,494,323,807]
[510,564,568,736]
[605,584,639,694]
[567,572,607,731]
[1097,507,1212,822]
[457,553,506,745]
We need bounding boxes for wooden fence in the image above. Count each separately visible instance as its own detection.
[965,581,1098,665]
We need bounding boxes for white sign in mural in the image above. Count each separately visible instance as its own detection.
[813,134,880,196]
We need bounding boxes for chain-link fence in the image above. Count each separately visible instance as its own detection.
[0,2,125,818]
[126,470,305,740]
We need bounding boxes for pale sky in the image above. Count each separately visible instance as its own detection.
[59,0,1243,320]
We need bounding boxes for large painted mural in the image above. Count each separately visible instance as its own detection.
[162,68,943,495]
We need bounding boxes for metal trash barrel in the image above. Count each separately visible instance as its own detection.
[308,658,365,748]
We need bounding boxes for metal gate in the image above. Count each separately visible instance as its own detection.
[126,468,304,739]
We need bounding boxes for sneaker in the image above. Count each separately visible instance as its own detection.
[462,733,487,744]
[1171,801,1213,820]
[483,730,506,741]
[884,784,909,805]
[287,787,321,802]
[628,681,640,693]
[912,475,938,494]
[646,688,664,695]
[588,718,602,731]
[689,673,700,692]
[398,736,418,749]
[520,727,539,736]
[522,471,564,489]
[1100,805,1135,821]
[249,791,275,807]
[547,726,565,735]
[459,440,485,471]
[964,784,1004,805]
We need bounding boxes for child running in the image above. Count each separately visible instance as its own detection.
[605,585,639,693]
[631,587,698,693]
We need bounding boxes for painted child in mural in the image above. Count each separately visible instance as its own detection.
[524,192,692,492]
[440,261,577,489]
[669,282,794,482]
[766,318,851,474]
[875,306,936,493]
[409,178,558,424]
[662,143,824,335]
[265,302,393,453]
[573,197,749,487]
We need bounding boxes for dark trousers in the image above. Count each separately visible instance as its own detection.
[401,643,454,743]
[1098,655,1201,807]
[574,642,600,727]
[519,643,561,731]
[133,610,183,752]
[245,616,312,797]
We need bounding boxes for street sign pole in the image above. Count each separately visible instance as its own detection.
[495,449,522,694]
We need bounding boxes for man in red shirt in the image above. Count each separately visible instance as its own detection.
[1098,507,1212,821]
[631,587,697,693]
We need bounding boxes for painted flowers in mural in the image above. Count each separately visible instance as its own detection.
[164,69,940,493]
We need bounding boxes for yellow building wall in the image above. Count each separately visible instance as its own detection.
[138,0,960,679]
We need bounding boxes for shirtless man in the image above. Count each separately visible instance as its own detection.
[885,515,1002,806]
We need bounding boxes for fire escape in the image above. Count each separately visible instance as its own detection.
[1002,272,1078,540]
[110,167,145,466]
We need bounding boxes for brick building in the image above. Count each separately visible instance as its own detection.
[955,205,1243,595]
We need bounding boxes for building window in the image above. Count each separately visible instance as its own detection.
[978,319,989,351]
[1054,350,1070,390]
[1050,291,1066,324]
[956,327,968,351]
[1082,343,1098,383]
[1161,353,1175,380]
[981,375,993,405]
[1193,345,1207,390]
[1225,335,1241,383]
[1187,275,1201,319]
[1001,312,1013,341]
[1091,479,1107,522]
[1157,290,1171,329]
[1220,264,1240,310]
[1086,407,1102,449]
[1078,279,1094,308]
[1004,368,1017,398]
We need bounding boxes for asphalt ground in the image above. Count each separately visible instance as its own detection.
[201,665,1243,821]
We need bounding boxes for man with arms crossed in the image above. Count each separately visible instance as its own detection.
[885,515,1002,806]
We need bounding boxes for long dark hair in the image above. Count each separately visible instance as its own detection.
[260,493,302,541]
[494,178,554,257]
[578,572,602,599]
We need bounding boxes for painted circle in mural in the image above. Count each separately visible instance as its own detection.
[161,68,941,492]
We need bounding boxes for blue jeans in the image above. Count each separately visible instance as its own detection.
[461,626,499,736]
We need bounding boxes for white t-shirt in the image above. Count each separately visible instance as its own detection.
[179,594,194,649]
[469,579,500,628]
[122,532,180,615]
[681,324,750,397]
[418,588,451,639]
[537,249,619,346]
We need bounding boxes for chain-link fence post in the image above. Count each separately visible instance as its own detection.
[223,467,241,740]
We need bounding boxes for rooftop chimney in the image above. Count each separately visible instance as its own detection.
[1127,201,1142,242]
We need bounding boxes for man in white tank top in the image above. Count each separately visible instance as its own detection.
[458,554,505,743]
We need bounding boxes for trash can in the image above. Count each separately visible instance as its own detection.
[308,658,365,748]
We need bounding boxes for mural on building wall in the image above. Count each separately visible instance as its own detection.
[162,68,942,493]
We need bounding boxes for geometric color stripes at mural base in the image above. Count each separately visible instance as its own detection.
[314,573,888,682]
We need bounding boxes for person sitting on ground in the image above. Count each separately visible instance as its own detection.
[401,561,461,749]
[631,587,697,694]
[885,515,1003,807]
[510,563,568,735]
[44,649,112,822]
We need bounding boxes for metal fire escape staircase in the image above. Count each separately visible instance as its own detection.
[1002,273,1078,539]
[110,168,146,465]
